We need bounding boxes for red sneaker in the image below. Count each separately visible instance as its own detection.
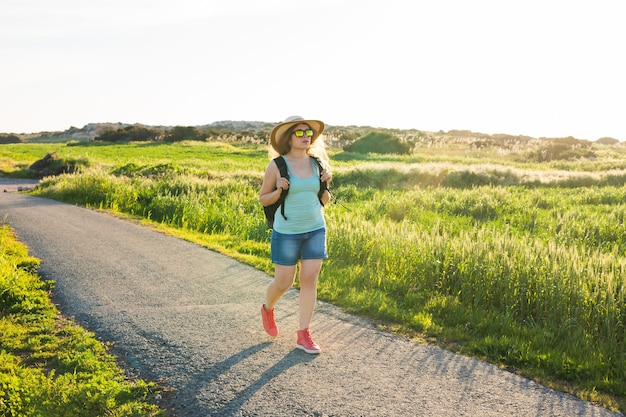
[296,328,321,354]
[261,304,278,337]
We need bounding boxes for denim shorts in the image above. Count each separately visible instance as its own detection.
[271,227,328,266]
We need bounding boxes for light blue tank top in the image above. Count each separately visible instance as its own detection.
[273,157,326,234]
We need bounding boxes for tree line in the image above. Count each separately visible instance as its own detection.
[0,134,21,144]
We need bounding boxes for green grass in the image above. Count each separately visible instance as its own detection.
[3,139,626,412]
[0,225,165,417]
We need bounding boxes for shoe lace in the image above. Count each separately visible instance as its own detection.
[301,329,316,346]
[263,308,275,325]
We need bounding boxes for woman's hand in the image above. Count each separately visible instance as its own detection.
[276,177,290,191]
[320,169,332,183]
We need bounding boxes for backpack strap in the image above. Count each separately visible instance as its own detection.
[311,156,329,205]
[273,156,289,220]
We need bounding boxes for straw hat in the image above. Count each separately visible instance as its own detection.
[270,116,325,154]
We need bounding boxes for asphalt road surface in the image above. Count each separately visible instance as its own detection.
[1,190,622,417]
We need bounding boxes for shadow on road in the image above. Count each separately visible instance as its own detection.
[173,342,318,416]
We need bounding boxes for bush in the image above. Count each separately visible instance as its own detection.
[96,126,163,142]
[596,137,619,145]
[163,126,207,142]
[27,152,89,178]
[529,141,595,162]
[0,134,20,144]
[344,132,411,154]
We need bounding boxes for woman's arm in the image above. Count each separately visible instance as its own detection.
[259,161,289,207]
[320,188,331,206]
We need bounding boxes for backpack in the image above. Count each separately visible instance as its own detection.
[263,156,328,229]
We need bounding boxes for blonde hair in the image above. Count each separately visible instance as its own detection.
[268,125,331,168]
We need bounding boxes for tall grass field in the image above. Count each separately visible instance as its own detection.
[2,138,626,412]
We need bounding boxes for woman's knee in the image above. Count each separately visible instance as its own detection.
[298,260,322,287]
[273,265,297,290]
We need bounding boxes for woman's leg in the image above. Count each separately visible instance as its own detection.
[265,264,297,310]
[297,259,323,330]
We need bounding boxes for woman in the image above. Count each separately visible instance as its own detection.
[259,116,332,354]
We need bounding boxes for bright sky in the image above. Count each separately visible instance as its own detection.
[1,0,624,140]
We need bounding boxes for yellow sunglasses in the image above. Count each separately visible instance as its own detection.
[293,129,314,138]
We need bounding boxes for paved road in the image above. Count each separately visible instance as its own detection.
[1,191,621,417]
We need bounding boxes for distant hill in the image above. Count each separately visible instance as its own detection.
[12,121,275,143]
[10,121,419,144]
[3,121,621,145]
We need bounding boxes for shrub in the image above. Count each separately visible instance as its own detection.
[27,152,90,178]
[528,137,596,162]
[163,126,207,142]
[0,134,21,144]
[95,126,163,142]
[596,137,619,145]
[344,132,411,155]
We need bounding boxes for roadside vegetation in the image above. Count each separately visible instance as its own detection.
[1,128,625,413]
[0,225,165,417]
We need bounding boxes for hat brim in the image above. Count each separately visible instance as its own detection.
[270,119,325,154]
